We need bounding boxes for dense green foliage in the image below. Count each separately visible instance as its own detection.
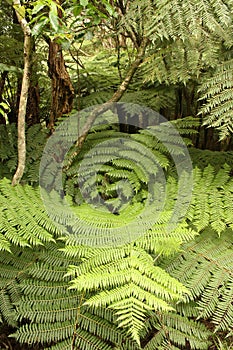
[0,0,233,349]
[0,124,48,182]
[0,129,233,349]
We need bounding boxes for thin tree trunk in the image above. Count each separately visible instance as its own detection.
[12,1,31,186]
[0,71,8,124]
[64,37,149,170]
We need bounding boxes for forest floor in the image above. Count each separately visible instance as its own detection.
[0,325,41,350]
[1,323,232,349]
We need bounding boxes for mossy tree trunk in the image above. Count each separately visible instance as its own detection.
[47,0,74,132]
[48,39,74,131]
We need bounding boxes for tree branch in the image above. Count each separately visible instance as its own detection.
[64,37,149,171]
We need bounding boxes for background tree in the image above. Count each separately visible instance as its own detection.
[47,0,74,131]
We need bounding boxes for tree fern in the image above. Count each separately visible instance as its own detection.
[0,124,48,183]
[71,48,121,109]
[141,311,211,350]
[187,164,233,234]
[121,87,176,113]
[43,112,195,247]
[189,148,233,171]
[0,157,232,348]
[0,246,37,327]
[0,123,17,179]
[1,123,233,350]
[163,228,233,335]
[142,0,233,87]
[63,243,189,345]
[0,178,57,251]
[150,0,232,42]
[198,58,233,140]
[9,243,139,350]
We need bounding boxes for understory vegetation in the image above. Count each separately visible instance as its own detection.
[0,1,233,349]
[1,121,233,350]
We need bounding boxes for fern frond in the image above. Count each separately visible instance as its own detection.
[199,58,233,140]
[13,243,139,349]
[189,148,233,171]
[68,246,189,343]
[0,124,48,182]
[144,312,211,350]
[148,0,232,41]
[164,228,233,335]
[0,246,38,327]
[0,179,57,251]
[187,165,233,234]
